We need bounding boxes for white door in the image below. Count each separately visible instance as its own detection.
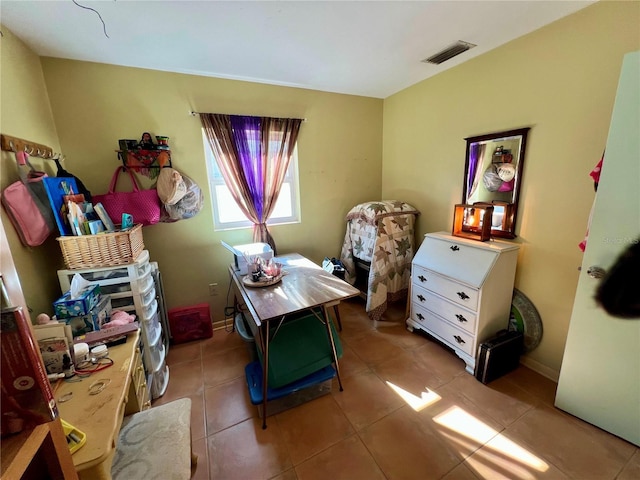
[555,51,640,446]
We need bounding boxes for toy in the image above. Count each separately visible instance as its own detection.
[99,310,135,329]
[36,313,55,325]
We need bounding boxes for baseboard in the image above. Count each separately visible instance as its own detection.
[520,355,559,383]
[213,319,229,331]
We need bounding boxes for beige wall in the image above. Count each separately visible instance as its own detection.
[0,26,67,317]
[36,59,383,323]
[382,0,640,378]
[3,0,637,380]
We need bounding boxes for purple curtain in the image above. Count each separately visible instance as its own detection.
[467,142,480,196]
[467,143,487,199]
[231,116,264,218]
[200,113,301,254]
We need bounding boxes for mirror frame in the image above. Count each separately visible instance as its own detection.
[462,127,530,239]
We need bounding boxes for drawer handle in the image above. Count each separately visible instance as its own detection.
[453,335,465,344]
[416,313,424,321]
[455,314,468,323]
[417,294,426,302]
[456,291,470,300]
[450,245,460,252]
[418,275,427,283]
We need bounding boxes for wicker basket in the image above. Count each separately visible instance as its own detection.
[57,224,144,269]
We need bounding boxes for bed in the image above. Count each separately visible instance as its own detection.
[339,200,420,321]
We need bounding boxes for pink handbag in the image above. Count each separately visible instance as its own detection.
[1,151,55,247]
[93,167,161,227]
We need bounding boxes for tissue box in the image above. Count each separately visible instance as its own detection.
[53,284,101,319]
[64,295,112,337]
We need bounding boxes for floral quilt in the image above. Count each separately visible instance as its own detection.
[340,200,420,321]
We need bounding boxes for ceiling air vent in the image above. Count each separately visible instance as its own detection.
[422,41,477,65]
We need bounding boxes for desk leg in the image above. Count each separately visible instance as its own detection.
[333,305,343,331]
[260,322,269,429]
[322,306,343,392]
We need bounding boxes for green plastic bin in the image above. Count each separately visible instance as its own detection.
[256,309,342,389]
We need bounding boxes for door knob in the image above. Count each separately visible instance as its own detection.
[587,266,607,279]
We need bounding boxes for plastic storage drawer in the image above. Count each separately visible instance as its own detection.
[140,301,161,346]
[151,363,170,399]
[110,296,136,313]
[143,336,165,373]
[57,250,151,291]
[137,276,156,307]
[245,361,335,417]
[139,298,157,321]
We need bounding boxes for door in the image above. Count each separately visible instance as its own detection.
[555,51,640,446]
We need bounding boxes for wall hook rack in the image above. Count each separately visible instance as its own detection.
[1,133,55,159]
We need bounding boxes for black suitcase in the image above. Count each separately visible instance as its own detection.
[475,330,524,384]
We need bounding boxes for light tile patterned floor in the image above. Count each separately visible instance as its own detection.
[153,298,640,480]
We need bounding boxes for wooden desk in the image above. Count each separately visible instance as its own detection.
[229,253,360,428]
[55,330,141,480]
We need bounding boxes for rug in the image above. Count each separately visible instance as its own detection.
[111,398,192,480]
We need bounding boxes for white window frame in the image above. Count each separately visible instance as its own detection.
[203,131,301,231]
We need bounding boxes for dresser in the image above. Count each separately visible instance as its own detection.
[125,337,152,414]
[407,232,519,374]
[57,250,170,399]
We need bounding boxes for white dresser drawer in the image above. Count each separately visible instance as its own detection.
[412,265,479,311]
[413,235,498,287]
[412,303,475,357]
[411,284,477,334]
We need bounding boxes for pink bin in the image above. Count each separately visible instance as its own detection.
[168,303,213,344]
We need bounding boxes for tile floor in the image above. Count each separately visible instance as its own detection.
[154,298,640,480]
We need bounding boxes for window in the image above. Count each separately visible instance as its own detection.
[203,132,301,231]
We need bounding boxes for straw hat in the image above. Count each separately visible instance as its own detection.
[157,167,188,205]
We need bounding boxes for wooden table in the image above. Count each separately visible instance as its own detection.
[229,253,360,429]
[55,330,140,480]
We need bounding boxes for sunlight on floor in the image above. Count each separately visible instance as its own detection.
[434,406,549,477]
[434,406,499,444]
[386,381,441,411]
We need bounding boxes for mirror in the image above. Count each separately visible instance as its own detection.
[462,127,530,239]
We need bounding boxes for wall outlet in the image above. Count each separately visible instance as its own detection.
[209,283,219,296]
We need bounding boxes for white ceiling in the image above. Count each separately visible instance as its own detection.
[0,0,596,98]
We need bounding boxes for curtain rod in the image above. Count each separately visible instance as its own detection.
[190,111,307,122]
